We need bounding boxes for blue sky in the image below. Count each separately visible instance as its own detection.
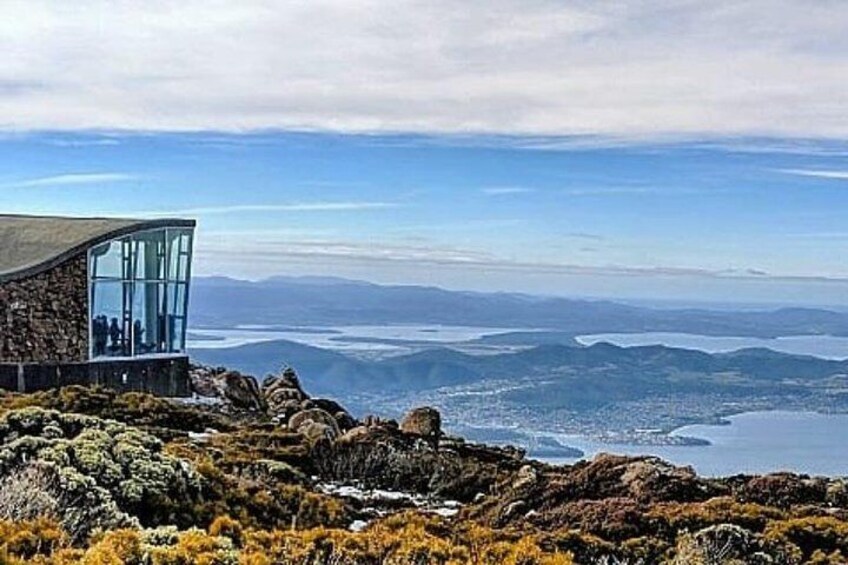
[2,2,848,305]
[3,132,848,306]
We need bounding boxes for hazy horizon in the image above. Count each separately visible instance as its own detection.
[190,271,848,312]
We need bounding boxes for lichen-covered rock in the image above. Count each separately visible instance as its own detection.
[300,421,338,444]
[673,523,779,565]
[826,479,848,507]
[466,453,725,532]
[288,408,340,443]
[311,398,358,432]
[189,365,266,412]
[263,367,310,420]
[513,464,539,491]
[400,406,441,447]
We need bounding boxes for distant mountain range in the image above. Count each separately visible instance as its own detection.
[190,275,848,338]
[191,338,848,413]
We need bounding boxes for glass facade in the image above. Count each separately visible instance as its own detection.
[88,228,193,359]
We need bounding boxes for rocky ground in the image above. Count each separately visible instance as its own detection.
[0,364,845,563]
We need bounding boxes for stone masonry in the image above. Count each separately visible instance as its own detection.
[0,253,89,363]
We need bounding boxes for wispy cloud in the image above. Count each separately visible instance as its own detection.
[779,169,848,180]
[45,138,121,148]
[9,172,136,188]
[481,186,535,195]
[565,232,605,241]
[144,202,398,217]
[562,187,659,196]
[195,236,848,284]
[2,2,848,138]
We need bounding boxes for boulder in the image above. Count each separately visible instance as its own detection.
[308,398,358,431]
[188,364,220,397]
[564,453,715,503]
[300,421,339,443]
[674,524,775,565]
[218,371,267,412]
[334,411,358,432]
[400,406,442,448]
[501,500,527,521]
[513,464,538,491]
[263,367,310,419]
[288,408,340,441]
[189,365,266,411]
[337,425,372,445]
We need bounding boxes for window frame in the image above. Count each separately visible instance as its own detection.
[87,227,194,361]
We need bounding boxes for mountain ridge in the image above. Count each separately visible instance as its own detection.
[190,275,848,337]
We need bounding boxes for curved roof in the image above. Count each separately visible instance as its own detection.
[0,214,195,282]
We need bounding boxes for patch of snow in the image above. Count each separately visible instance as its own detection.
[349,520,369,532]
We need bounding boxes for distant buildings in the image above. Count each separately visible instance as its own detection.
[0,214,196,395]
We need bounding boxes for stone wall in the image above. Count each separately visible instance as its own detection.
[0,253,89,363]
[0,356,190,396]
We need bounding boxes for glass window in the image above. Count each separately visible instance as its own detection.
[166,282,188,352]
[90,240,126,279]
[132,230,166,281]
[89,226,193,360]
[132,282,165,355]
[167,229,192,282]
[91,282,130,357]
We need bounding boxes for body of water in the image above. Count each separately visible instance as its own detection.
[544,411,848,477]
[188,324,526,357]
[576,332,848,360]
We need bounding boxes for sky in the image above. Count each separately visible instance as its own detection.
[2,1,848,306]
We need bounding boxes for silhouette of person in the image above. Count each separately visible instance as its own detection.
[133,319,145,353]
[93,315,108,356]
[109,317,122,354]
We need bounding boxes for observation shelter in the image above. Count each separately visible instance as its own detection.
[0,214,196,395]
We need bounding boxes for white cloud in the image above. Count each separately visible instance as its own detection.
[1,1,847,138]
[779,169,848,180]
[143,201,398,217]
[481,186,535,195]
[9,172,135,187]
[195,234,848,284]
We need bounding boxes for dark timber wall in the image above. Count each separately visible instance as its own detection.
[0,253,89,363]
[0,356,191,396]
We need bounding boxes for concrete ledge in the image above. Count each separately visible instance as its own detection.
[0,356,190,397]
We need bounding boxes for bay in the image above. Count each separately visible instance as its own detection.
[544,411,848,477]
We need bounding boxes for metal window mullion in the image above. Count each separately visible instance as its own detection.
[181,232,194,352]
[164,229,172,352]
[125,237,135,357]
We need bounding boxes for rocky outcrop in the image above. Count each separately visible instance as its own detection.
[289,408,341,443]
[190,364,360,436]
[311,406,525,503]
[189,365,266,411]
[467,453,725,532]
[262,367,308,420]
[673,524,778,565]
[262,366,360,435]
[400,406,442,448]
[732,472,831,509]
